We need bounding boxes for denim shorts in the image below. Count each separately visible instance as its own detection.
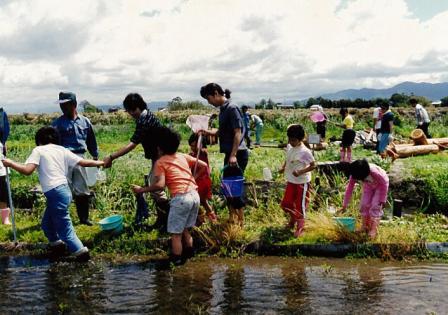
[167,190,200,234]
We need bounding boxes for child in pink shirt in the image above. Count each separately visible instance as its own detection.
[340,159,389,238]
[132,127,208,265]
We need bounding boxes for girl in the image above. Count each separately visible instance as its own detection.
[340,159,389,238]
[188,133,217,223]
[337,108,356,162]
[279,124,316,237]
[2,127,104,261]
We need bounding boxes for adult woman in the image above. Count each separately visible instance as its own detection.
[200,83,248,225]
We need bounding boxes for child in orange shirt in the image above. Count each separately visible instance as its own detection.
[188,133,217,223]
[132,127,208,265]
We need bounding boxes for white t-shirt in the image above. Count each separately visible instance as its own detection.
[415,104,430,124]
[285,143,315,184]
[0,143,5,177]
[373,107,382,130]
[251,114,263,125]
[25,144,82,193]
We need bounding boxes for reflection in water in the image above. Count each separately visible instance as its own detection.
[0,256,446,314]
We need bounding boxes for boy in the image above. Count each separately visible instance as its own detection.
[279,124,316,237]
[132,127,208,265]
[2,127,104,261]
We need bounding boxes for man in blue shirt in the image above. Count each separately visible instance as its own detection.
[52,92,99,225]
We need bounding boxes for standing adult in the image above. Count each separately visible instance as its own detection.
[241,106,252,149]
[372,105,382,153]
[0,108,11,225]
[102,93,169,230]
[409,98,431,138]
[52,92,99,225]
[251,113,264,146]
[200,83,248,225]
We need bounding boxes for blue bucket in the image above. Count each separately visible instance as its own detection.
[99,215,123,232]
[221,176,244,197]
[333,217,356,232]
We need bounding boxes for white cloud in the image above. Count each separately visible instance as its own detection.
[0,0,447,112]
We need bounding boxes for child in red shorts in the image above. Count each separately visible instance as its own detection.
[279,125,316,237]
[189,133,217,223]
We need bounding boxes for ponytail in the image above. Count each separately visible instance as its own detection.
[200,83,232,99]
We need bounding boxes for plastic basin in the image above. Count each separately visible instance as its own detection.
[334,217,356,232]
[99,215,123,231]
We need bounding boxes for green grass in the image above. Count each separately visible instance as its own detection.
[2,109,448,259]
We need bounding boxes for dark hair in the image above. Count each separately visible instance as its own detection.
[287,124,305,141]
[35,126,60,146]
[409,98,417,104]
[241,105,249,112]
[339,107,348,117]
[188,133,207,148]
[200,83,231,99]
[157,127,180,155]
[123,93,148,111]
[349,159,370,180]
[380,102,390,110]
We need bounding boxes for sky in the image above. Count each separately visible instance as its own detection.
[1,0,448,113]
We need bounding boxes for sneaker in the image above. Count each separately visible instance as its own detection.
[182,247,195,260]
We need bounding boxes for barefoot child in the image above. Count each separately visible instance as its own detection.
[340,159,389,238]
[337,108,356,162]
[279,124,316,238]
[2,127,104,261]
[132,127,208,265]
[188,133,217,223]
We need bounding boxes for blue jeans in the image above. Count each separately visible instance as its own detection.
[43,184,84,253]
[255,124,263,145]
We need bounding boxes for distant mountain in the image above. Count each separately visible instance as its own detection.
[319,81,448,101]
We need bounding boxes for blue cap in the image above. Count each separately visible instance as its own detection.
[57,91,77,104]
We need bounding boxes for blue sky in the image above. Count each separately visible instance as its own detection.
[1,0,448,113]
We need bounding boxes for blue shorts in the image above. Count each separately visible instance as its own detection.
[378,133,390,153]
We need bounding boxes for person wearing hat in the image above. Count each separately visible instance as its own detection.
[52,92,99,226]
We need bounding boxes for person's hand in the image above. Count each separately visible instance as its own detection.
[103,155,113,168]
[292,169,302,177]
[228,155,237,166]
[278,167,285,174]
[131,184,144,195]
[1,158,12,167]
[337,207,346,214]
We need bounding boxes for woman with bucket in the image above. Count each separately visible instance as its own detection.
[200,83,248,226]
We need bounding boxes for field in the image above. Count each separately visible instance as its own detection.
[1,107,448,259]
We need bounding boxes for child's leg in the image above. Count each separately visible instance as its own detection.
[367,190,385,238]
[359,187,374,233]
[293,183,310,237]
[340,147,346,162]
[46,185,84,253]
[202,199,217,222]
[346,147,352,162]
[171,233,183,256]
[281,183,298,228]
[41,205,59,243]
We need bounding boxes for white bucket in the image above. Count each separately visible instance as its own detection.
[85,167,98,187]
[263,167,273,181]
[96,169,106,182]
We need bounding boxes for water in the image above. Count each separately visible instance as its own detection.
[0,256,446,314]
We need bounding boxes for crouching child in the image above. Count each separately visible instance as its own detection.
[2,127,104,261]
[340,159,389,238]
[132,127,208,265]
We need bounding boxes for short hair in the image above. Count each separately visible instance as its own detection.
[241,105,249,111]
[157,127,180,154]
[409,98,418,105]
[339,107,348,116]
[349,159,370,180]
[123,93,148,111]
[287,124,305,141]
[200,83,231,99]
[380,102,390,110]
[35,126,60,146]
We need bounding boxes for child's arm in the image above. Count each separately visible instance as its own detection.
[292,161,316,177]
[340,176,356,211]
[132,174,165,194]
[193,159,208,180]
[278,161,286,174]
[78,159,104,168]
[2,159,36,176]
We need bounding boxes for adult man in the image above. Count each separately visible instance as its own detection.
[52,92,99,225]
[409,98,431,138]
[103,93,169,230]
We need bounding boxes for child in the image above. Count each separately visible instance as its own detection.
[310,105,328,142]
[188,133,218,223]
[279,124,316,237]
[132,127,208,265]
[337,108,356,162]
[2,127,104,261]
[340,159,389,238]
